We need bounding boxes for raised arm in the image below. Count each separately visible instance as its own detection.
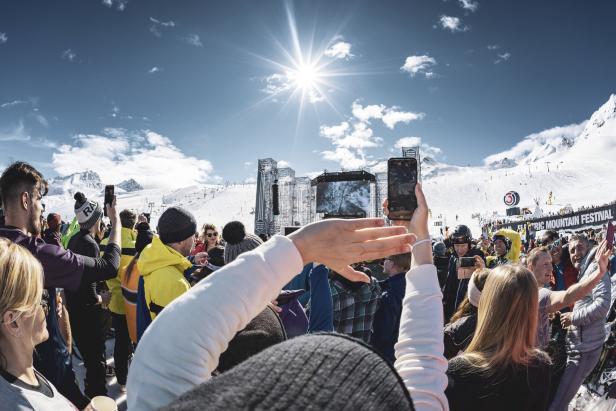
[127,218,414,410]
[389,184,449,411]
[549,241,612,313]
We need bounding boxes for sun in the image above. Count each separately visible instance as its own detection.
[289,63,320,91]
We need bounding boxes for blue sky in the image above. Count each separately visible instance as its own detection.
[1,0,615,187]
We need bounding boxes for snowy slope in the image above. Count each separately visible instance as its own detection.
[42,95,616,237]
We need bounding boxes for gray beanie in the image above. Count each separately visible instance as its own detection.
[161,333,414,411]
[222,221,263,264]
[74,192,102,230]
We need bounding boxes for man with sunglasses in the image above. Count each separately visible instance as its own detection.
[0,162,122,409]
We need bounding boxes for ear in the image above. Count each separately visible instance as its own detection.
[20,191,30,212]
[2,311,21,338]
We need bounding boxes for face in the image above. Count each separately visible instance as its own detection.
[493,239,507,257]
[548,241,562,264]
[569,240,589,270]
[454,243,469,257]
[530,252,553,286]
[1,293,49,350]
[205,229,219,244]
[25,188,44,236]
[179,235,196,257]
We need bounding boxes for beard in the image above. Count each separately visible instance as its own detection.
[28,211,42,236]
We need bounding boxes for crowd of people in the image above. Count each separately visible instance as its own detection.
[0,160,615,411]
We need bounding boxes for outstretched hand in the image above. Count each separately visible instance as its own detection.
[595,239,613,275]
[289,218,415,283]
[382,183,432,267]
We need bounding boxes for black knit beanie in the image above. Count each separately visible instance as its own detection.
[216,306,286,374]
[157,207,197,245]
[162,333,414,411]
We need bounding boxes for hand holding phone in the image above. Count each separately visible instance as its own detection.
[387,157,418,220]
[104,185,114,217]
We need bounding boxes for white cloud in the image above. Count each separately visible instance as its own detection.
[184,34,203,47]
[458,0,478,12]
[352,101,424,129]
[482,121,587,166]
[149,17,176,37]
[0,33,7,44]
[382,109,424,129]
[61,49,77,62]
[245,176,257,183]
[401,55,437,78]
[102,0,127,11]
[438,16,468,32]
[148,66,162,74]
[243,161,253,168]
[0,121,30,143]
[277,160,292,168]
[52,128,214,189]
[324,41,353,60]
[320,122,350,139]
[495,52,511,64]
[487,44,500,50]
[394,136,442,158]
[1,100,28,109]
[262,73,326,104]
[321,147,368,170]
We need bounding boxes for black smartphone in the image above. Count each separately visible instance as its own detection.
[104,185,114,217]
[460,257,476,268]
[607,221,614,249]
[143,213,151,223]
[387,157,418,220]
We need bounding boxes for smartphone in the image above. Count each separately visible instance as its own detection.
[143,213,151,223]
[387,157,418,220]
[104,185,114,217]
[607,221,615,249]
[460,257,476,268]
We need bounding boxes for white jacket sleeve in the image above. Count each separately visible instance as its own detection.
[394,264,449,411]
[127,235,304,411]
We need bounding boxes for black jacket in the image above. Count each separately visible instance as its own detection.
[444,310,477,359]
[442,248,485,323]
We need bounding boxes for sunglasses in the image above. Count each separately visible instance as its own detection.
[206,232,219,238]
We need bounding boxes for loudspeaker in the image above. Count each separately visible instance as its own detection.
[506,207,521,216]
[272,182,279,216]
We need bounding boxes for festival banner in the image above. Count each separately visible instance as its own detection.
[492,203,616,232]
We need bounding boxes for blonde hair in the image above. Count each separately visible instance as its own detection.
[0,238,44,369]
[201,223,220,246]
[460,265,548,374]
[450,269,491,323]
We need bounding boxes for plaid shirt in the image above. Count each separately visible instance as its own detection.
[329,276,381,343]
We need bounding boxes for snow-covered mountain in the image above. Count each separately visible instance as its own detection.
[42,94,616,237]
[117,178,143,193]
[47,170,103,196]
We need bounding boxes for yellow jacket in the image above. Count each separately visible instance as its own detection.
[137,235,191,320]
[101,227,137,314]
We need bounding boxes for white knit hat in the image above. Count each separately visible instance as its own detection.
[74,192,103,230]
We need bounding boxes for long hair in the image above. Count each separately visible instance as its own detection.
[0,238,44,370]
[201,223,220,248]
[450,269,491,323]
[460,265,548,374]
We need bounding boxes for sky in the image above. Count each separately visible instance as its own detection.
[1,0,615,187]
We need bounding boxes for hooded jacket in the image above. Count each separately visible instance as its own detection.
[137,236,192,320]
[101,227,137,314]
[566,246,611,353]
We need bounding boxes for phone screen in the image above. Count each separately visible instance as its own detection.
[607,221,615,249]
[387,158,418,220]
[104,185,114,217]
